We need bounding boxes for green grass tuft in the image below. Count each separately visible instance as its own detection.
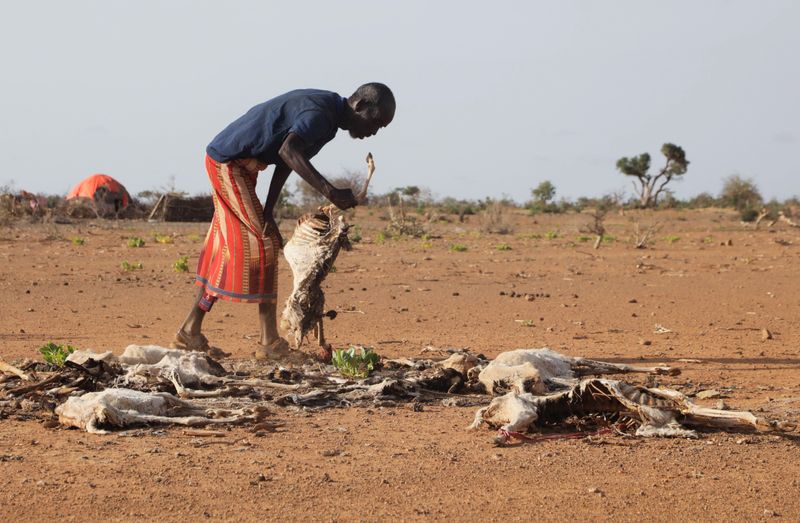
[38,342,76,367]
[120,260,143,271]
[127,237,145,248]
[173,255,190,273]
[331,346,380,378]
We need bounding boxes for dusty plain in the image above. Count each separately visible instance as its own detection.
[1,208,799,522]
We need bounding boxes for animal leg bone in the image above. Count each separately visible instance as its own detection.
[167,369,233,399]
[569,356,680,377]
[355,152,375,203]
[316,318,326,347]
[0,359,31,381]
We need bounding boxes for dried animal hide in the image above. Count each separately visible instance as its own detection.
[70,345,226,391]
[475,348,678,395]
[116,345,226,389]
[55,388,265,434]
[281,207,351,348]
[280,153,375,350]
[470,378,772,443]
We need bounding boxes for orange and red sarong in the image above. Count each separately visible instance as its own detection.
[195,154,280,304]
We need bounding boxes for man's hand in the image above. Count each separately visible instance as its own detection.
[329,187,357,210]
[279,133,360,210]
[263,214,285,249]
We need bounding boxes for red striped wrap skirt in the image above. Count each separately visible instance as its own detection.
[195,154,280,303]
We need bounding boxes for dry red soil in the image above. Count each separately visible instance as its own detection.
[1,208,799,521]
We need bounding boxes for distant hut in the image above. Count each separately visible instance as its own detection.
[67,174,131,217]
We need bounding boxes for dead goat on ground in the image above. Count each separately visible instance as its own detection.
[56,388,268,434]
[470,378,789,445]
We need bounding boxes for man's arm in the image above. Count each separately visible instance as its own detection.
[278,132,357,210]
[262,163,291,247]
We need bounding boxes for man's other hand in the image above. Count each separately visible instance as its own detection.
[330,188,357,210]
[264,215,285,249]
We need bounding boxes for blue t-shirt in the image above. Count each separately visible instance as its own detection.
[207,89,346,165]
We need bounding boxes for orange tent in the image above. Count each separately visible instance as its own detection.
[67,174,131,208]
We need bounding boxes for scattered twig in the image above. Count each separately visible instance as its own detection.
[182,429,227,438]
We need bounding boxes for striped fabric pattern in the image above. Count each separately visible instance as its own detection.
[195,154,279,303]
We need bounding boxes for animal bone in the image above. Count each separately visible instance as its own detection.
[476,348,679,396]
[470,378,773,444]
[55,388,263,434]
[355,152,375,203]
[436,353,480,376]
[0,359,31,381]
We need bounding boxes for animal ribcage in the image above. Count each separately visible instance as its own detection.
[291,212,336,245]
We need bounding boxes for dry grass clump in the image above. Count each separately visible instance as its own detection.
[480,200,514,235]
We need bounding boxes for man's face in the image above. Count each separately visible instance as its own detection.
[349,104,394,139]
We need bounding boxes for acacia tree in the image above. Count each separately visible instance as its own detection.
[616,143,689,208]
[531,181,556,204]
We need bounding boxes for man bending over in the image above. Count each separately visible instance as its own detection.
[173,83,395,361]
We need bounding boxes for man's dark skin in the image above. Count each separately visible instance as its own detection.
[178,89,395,354]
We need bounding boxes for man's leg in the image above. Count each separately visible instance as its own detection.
[179,287,208,337]
[258,300,279,347]
[172,287,220,353]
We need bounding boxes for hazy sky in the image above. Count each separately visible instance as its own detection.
[2,1,798,203]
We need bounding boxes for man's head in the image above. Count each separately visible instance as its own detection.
[345,83,395,139]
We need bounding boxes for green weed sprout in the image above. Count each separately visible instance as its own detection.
[71,237,85,246]
[173,255,190,272]
[449,243,468,252]
[127,237,145,248]
[39,342,76,367]
[153,233,174,244]
[496,243,512,251]
[121,261,144,271]
[331,346,381,378]
[663,235,680,244]
[545,230,559,240]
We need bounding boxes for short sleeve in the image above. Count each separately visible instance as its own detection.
[290,110,335,148]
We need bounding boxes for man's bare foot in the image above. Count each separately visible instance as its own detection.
[170,330,230,359]
[255,338,313,365]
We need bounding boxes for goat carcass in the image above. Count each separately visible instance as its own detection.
[470,378,776,444]
[475,348,678,395]
[281,153,375,352]
[55,388,265,434]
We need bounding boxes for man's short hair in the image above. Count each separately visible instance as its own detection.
[350,83,396,116]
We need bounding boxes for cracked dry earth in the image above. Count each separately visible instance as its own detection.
[1,208,800,521]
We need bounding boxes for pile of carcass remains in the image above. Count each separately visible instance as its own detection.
[0,346,793,444]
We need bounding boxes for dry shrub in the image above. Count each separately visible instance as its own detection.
[480,200,514,234]
[385,192,427,238]
[580,208,608,249]
[631,219,661,249]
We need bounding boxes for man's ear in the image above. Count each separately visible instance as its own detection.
[354,98,368,114]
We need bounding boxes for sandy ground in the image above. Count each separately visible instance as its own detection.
[1,208,800,521]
